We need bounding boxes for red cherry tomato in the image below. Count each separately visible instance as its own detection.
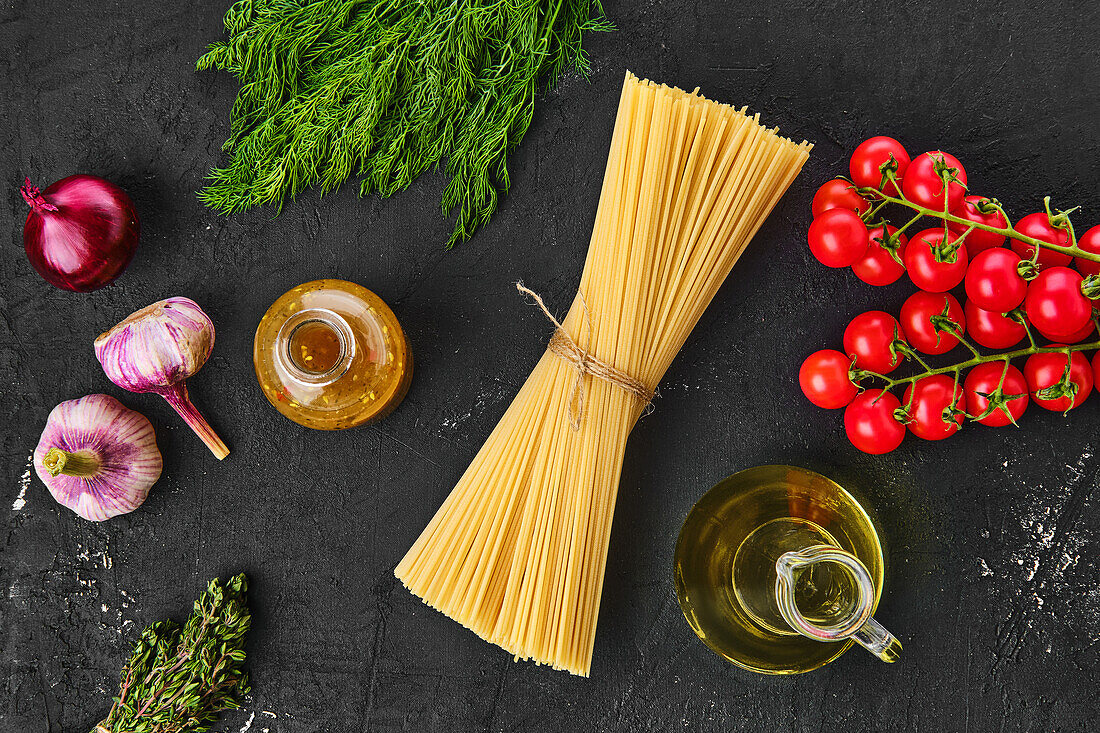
[964,300,1026,349]
[844,389,905,454]
[799,350,859,409]
[1038,317,1095,344]
[902,375,964,440]
[843,311,906,374]
[1024,347,1093,412]
[965,248,1027,313]
[1011,212,1073,270]
[1024,266,1092,338]
[1093,350,1100,387]
[851,225,907,286]
[904,229,968,292]
[899,291,965,355]
[901,151,967,212]
[963,362,1029,427]
[849,136,911,194]
[811,179,870,217]
[948,195,1010,257]
[1075,225,1100,277]
[808,209,869,268]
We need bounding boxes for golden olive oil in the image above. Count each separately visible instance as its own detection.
[674,465,885,674]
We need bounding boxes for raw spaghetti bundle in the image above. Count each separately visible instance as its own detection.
[396,72,811,676]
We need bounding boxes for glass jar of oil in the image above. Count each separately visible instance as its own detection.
[253,279,412,430]
[674,465,897,674]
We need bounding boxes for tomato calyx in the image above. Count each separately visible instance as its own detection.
[932,154,967,200]
[1016,258,1040,281]
[968,361,1028,426]
[868,224,906,264]
[1080,273,1100,301]
[970,387,1027,426]
[1034,350,1081,413]
[972,196,1001,215]
[932,237,963,264]
[928,304,963,340]
[875,154,904,190]
[1042,195,1079,239]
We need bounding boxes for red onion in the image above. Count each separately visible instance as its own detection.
[20,174,140,292]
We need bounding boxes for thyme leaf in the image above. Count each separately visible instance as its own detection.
[198,0,612,247]
[92,574,251,733]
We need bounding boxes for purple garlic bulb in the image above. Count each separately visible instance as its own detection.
[94,297,229,459]
[34,394,163,521]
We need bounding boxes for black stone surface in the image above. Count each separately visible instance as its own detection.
[3,1,1099,731]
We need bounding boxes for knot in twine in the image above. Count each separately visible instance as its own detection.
[516,282,654,431]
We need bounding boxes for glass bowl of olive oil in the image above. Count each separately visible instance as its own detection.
[674,465,888,674]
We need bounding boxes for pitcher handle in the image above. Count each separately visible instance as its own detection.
[775,545,902,663]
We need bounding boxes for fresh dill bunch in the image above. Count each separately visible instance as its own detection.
[92,574,251,733]
[197,0,612,247]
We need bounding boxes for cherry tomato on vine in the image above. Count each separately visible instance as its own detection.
[1075,225,1100,277]
[901,151,967,212]
[851,225,907,286]
[799,350,859,409]
[902,375,964,440]
[900,291,965,355]
[1025,348,1093,412]
[843,311,906,374]
[904,229,968,292]
[963,362,1029,427]
[947,195,1009,257]
[808,208,869,268]
[965,248,1027,313]
[963,300,1026,349]
[849,136,910,194]
[811,178,871,217]
[1011,212,1073,270]
[844,389,905,454]
[1024,266,1092,338]
[1038,317,1095,345]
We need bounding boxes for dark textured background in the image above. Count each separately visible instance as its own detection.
[3,1,1100,731]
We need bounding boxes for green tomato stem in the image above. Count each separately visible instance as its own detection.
[855,186,1100,263]
[865,340,1099,389]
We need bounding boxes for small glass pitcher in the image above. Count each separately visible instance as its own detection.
[674,465,902,674]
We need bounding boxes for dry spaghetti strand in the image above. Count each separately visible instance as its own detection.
[395,71,812,677]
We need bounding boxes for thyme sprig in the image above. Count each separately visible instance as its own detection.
[198,0,612,247]
[92,574,251,733]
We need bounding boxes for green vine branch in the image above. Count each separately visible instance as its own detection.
[850,167,1100,264]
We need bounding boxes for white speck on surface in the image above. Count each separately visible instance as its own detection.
[13,453,33,510]
[1025,557,1040,581]
[101,603,108,612]
[977,558,993,577]
[238,711,256,732]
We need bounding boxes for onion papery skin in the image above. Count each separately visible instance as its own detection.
[22,175,140,292]
[34,395,162,521]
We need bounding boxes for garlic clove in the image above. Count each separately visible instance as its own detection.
[94,297,214,394]
[34,394,163,521]
[94,297,229,459]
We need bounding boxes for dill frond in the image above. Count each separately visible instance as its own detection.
[198,0,611,247]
